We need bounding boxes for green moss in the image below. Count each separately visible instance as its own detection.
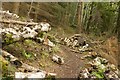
[37,32,45,38]
[0,56,8,77]
[24,39,36,45]
[2,76,13,80]
[92,69,104,78]
[22,50,33,59]
[15,42,21,47]
[0,56,16,78]
[4,33,14,44]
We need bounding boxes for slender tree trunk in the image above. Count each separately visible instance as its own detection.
[76,2,83,33]
[117,2,120,75]
[86,2,94,34]
[81,2,84,29]
[27,1,33,19]
[35,3,39,22]
[83,3,89,32]
[72,2,78,25]
[116,2,120,37]
[64,2,70,25]
[12,2,20,14]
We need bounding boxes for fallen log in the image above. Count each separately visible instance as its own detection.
[19,63,56,77]
[1,49,22,67]
[1,49,41,71]
[15,71,56,78]
[0,20,38,26]
[15,72,46,78]
[21,63,40,72]
[1,49,56,77]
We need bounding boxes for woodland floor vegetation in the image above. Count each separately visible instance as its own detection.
[0,2,120,79]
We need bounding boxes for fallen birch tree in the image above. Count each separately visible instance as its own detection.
[1,49,56,78]
[0,20,38,25]
[0,10,55,47]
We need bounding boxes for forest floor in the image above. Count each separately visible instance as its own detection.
[2,33,118,78]
[3,40,88,78]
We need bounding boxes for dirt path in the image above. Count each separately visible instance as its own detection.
[3,40,88,78]
[45,46,87,78]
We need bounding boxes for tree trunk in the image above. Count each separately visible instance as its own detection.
[72,3,78,25]
[86,2,94,34]
[76,2,83,33]
[63,2,70,26]
[12,2,20,14]
[116,2,120,39]
[35,3,39,22]
[116,2,120,75]
[27,1,33,19]
[83,3,89,32]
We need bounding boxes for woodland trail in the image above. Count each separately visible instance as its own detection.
[44,45,87,78]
